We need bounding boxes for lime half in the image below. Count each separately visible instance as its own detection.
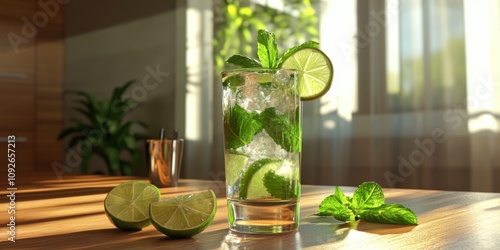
[281,47,333,101]
[239,158,284,199]
[104,181,161,230]
[225,151,250,186]
[150,190,217,238]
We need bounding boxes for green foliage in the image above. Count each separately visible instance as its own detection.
[359,204,418,225]
[226,54,262,68]
[213,0,319,73]
[257,29,278,68]
[223,104,262,149]
[351,181,385,208]
[223,104,301,152]
[263,170,294,199]
[316,182,418,225]
[260,107,301,152]
[58,81,147,176]
[317,186,356,221]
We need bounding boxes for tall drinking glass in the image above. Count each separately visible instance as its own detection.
[221,68,301,234]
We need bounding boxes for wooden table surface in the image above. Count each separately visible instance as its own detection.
[1,172,500,249]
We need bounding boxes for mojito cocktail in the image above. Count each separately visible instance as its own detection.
[222,68,301,234]
[221,29,333,234]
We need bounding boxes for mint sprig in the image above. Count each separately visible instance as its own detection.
[226,29,319,69]
[317,182,418,225]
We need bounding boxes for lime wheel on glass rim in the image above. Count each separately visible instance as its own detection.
[280,47,333,101]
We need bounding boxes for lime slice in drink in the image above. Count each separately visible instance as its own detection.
[150,190,217,238]
[104,181,161,230]
[225,151,249,186]
[281,47,333,101]
[239,158,284,199]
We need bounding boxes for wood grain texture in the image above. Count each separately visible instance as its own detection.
[34,0,65,171]
[0,173,499,249]
[0,0,36,172]
[0,0,65,171]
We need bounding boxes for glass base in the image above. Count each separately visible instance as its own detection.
[228,199,299,234]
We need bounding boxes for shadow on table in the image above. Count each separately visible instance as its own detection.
[11,220,417,249]
[297,216,416,248]
[350,220,416,235]
[143,228,229,249]
[13,227,228,249]
[12,228,140,249]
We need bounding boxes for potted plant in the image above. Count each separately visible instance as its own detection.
[58,81,147,175]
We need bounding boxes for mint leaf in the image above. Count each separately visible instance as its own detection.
[226,54,262,68]
[333,186,351,205]
[257,30,278,68]
[351,182,385,209]
[263,170,294,199]
[224,104,262,149]
[359,204,418,225]
[260,107,301,152]
[222,74,244,87]
[277,40,319,67]
[316,188,356,221]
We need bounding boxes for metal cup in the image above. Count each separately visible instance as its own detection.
[145,138,184,187]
